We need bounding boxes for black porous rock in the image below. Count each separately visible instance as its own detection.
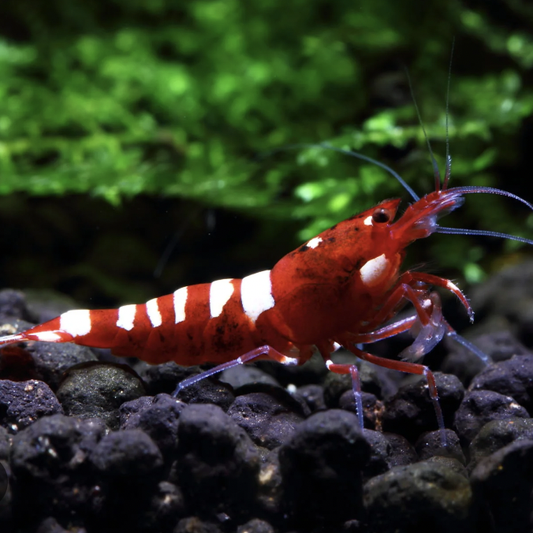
[382,432,418,467]
[255,449,283,518]
[0,290,33,322]
[90,428,164,478]
[415,429,465,464]
[424,456,469,479]
[364,459,474,533]
[470,259,533,345]
[468,417,533,468]
[254,352,326,388]
[382,372,464,442]
[95,479,186,533]
[236,518,275,533]
[35,516,87,533]
[0,432,10,526]
[0,380,63,432]
[453,390,530,445]
[227,390,306,449]
[322,371,352,407]
[136,361,193,395]
[295,383,326,412]
[173,517,223,533]
[10,414,106,527]
[0,426,10,460]
[341,518,363,533]
[89,429,170,531]
[322,361,385,408]
[232,382,310,417]
[361,429,397,480]
[278,409,370,528]
[458,330,529,363]
[174,403,261,520]
[175,377,235,411]
[442,330,531,387]
[56,363,145,429]
[143,481,186,532]
[440,347,487,389]
[469,354,533,413]
[0,318,97,388]
[471,439,533,533]
[339,390,384,430]
[23,290,81,324]
[221,364,280,388]
[120,393,185,459]
[22,342,97,391]
[361,429,418,480]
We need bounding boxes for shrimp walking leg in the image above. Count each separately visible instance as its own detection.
[351,346,446,446]
[172,345,299,397]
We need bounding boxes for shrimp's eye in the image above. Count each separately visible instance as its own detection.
[372,208,392,224]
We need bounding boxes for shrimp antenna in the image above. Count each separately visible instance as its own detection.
[443,38,455,190]
[405,68,442,192]
[259,142,420,201]
[317,143,421,201]
[436,226,533,246]
[437,185,533,246]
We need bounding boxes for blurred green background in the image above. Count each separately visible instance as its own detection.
[1,0,533,306]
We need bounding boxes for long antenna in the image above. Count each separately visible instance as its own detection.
[405,67,442,192]
[259,142,420,201]
[443,38,455,190]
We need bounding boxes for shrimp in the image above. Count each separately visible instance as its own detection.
[1,157,532,446]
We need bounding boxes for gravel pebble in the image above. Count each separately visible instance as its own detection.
[278,409,370,527]
[295,383,326,412]
[136,361,196,395]
[364,459,474,533]
[0,290,33,322]
[173,517,223,533]
[339,390,384,430]
[442,330,531,386]
[35,516,87,533]
[361,429,399,480]
[10,414,105,526]
[174,403,261,520]
[90,428,163,477]
[382,372,464,441]
[382,432,418,467]
[471,439,533,533]
[0,426,10,460]
[469,354,533,412]
[453,390,530,445]
[56,363,146,429]
[221,365,280,388]
[174,378,235,411]
[236,518,275,533]
[227,390,307,449]
[415,429,465,464]
[468,417,533,467]
[0,380,63,432]
[120,393,184,459]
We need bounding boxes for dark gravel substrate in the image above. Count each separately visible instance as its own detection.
[1,261,533,533]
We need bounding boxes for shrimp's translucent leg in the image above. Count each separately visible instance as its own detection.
[350,345,446,447]
[172,345,298,397]
[317,342,365,431]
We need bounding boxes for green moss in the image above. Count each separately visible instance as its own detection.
[1,0,532,278]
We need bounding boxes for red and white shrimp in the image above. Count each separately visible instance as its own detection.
[1,151,533,444]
